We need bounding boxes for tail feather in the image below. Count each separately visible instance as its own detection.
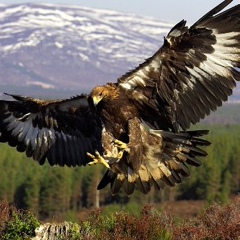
[97,170,113,190]
[122,180,135,196]
[111,174,124,195]
[185,155,203,166]
[150,178,166,191]
[135,177,151,194]
[171,170,182,183]
[98,129,210,195]
[161,173,176,187]
[148,168,165,190]
[166,160,190,177]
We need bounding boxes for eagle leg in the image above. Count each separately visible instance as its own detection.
[87,151,110,169]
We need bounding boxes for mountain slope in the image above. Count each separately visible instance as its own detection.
[0,3,239,102]
[0,3,171,95]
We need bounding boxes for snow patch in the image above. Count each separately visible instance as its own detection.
[26,81,55,89]
[55,41,63,48]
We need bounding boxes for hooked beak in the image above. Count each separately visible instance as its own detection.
[92,95,103,106]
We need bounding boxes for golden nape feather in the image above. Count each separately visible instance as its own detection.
[0,0,239,196]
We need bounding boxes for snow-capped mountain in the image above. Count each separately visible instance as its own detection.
[0,3,172,97]
[0,3,239,102]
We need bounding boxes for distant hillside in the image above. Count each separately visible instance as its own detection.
[0,3,239,102]
[201,103,240,125]
[0,3,171,95]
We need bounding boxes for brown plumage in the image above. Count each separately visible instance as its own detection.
[0,0,239,195]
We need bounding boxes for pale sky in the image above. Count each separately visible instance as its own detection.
[0,0,239,24]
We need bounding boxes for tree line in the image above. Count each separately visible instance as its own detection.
[0,124,239,219]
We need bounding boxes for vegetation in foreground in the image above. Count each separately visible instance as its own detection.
[0,197,240,239]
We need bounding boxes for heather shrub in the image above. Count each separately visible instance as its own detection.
[79,205,173,240]
[0,198,239,239]
[0,202,11,231]
[0,202,40,240]
[172,197,240,240]
[78,198,240,239]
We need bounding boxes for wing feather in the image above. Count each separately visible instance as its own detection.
[0,94,103,167]
[118,0,240,131]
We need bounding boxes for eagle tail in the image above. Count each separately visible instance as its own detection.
[143,129,211,191]
[98,130,210,195]
[97,170,137,196]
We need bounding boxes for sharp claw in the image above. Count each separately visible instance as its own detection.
[87,151,110,169]
[117,150,124,160]
[87,152,95,159]
[114,139,127,150]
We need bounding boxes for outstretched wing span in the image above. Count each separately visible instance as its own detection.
[0,94,103,166]
[118,0,240,131]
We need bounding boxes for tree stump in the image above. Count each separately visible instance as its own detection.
[31,221,80,240]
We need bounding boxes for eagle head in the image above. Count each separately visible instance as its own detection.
[90,84,119,106]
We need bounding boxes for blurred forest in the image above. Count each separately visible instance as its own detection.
[0,122,240,220]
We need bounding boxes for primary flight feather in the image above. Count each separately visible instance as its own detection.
[0,0,239,195]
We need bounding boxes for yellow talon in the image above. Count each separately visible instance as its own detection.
[117,149,125,160]
[87,151,110,169]
[113,140,130,157]
[114,139,128,150]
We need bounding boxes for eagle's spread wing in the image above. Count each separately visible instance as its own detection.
[0,94,103,166]
[118,0,240,131]
[0,1,239,196]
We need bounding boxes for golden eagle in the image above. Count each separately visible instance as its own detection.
[0,0,239,195]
